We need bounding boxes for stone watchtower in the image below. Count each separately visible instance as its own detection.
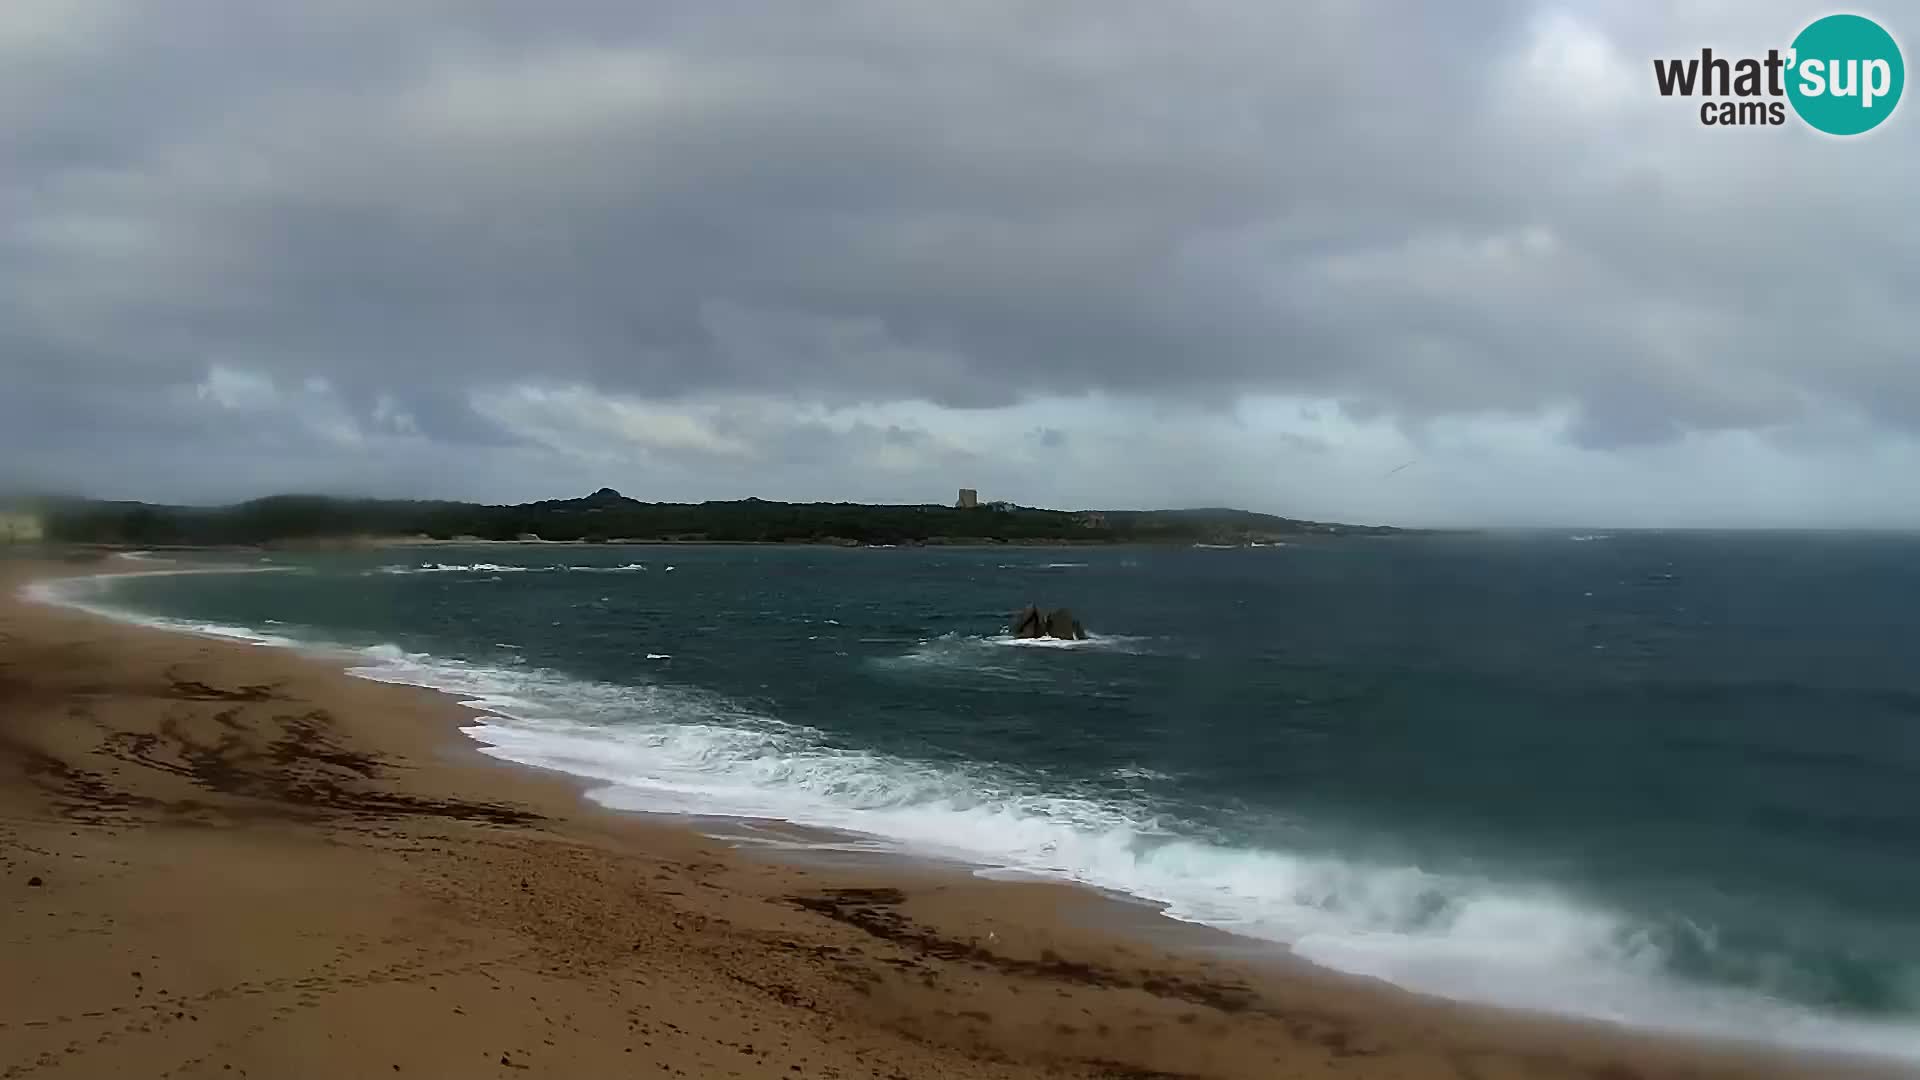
[956,488,978,509]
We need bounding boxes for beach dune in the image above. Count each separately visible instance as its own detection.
[0,557,1897,1079]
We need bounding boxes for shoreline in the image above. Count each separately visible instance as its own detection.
[3,555,1905,1079]
[25,529,1429,559]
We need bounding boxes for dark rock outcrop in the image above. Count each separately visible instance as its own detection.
[1044,608,1086,641]
[1012,605,1044,638]
[1011,605,1087,641]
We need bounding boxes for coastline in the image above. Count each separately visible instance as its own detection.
[49,530,1419,558]
[2,555,1902,1079]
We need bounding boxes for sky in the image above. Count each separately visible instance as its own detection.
[3,0,1918,528]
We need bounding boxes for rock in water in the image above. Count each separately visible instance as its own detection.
[1012,605,1087,640]
[1011,605,1045,638]
[1043,608,1087,641]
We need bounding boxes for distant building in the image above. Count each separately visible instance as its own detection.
[1079,512,1107,529]
[986,500,1013,512]
[0,511,44,544]
[956,488,978,509]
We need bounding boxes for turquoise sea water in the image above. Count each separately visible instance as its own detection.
[38,533,1920,1064]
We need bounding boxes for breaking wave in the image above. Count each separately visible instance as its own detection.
[333,647,1920,1064]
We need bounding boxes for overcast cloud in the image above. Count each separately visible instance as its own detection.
[3,0,1918,526]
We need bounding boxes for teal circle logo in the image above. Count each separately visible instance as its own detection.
[1787,14,1904,135]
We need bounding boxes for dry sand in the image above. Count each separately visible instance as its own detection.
[0,555,1902,1079]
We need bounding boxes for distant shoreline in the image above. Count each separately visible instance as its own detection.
[13,531,1433,558]
[16,488,1434,549]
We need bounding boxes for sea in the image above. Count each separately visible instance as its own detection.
[30,532,1920,1066]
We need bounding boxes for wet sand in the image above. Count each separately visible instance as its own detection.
[0,555,1900,1079]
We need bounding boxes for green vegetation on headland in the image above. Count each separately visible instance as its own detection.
[20,489,1427,548]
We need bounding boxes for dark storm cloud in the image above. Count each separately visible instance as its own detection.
[3,0,1919,521]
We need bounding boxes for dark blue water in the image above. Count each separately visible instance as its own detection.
[52,533,1920,1061]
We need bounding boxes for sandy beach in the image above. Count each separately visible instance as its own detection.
[0,555,1900,1079]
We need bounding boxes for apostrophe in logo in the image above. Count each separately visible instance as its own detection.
[1786,14,1903,134]
[1652,12,1903,135]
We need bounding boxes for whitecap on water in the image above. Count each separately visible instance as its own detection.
[372,562,547,575]
[996,562,1089,569]
[993,632,1145,652]
[873,631,1149,676]
[1111,765,1175,783]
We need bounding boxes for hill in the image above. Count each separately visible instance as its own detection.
[21,489,1423,547]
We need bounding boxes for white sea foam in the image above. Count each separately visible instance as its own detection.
[1111,765,1175,783]
[870,632,1152,683]
[26,567,1920,1066]
[23,568,303,648]
[909,631,1148,656]
[395,649,1920,1062]
[373,562,542,575]
[372,561,651,575]
[446,679,1920,1064]
[994,633,1138,650]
